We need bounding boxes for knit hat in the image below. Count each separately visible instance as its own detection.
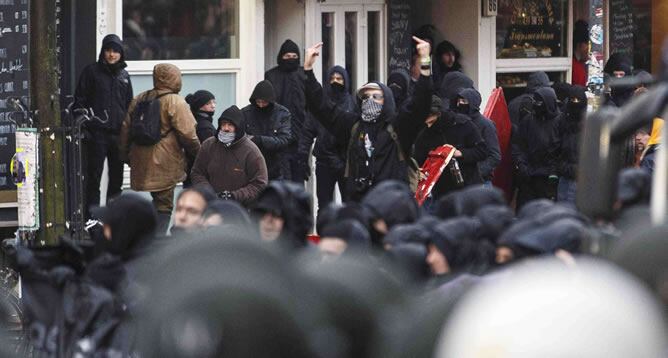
[277,39,301,63]
[186,90,215,112]
[249,80,277,103]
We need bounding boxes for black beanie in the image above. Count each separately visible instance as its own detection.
[249,80,277,104]
[218,105,244,129]
[186,90,215,112]
[430,95,443,114]
[277,39,301,63]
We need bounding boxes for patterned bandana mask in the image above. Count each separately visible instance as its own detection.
[360,98,382,122]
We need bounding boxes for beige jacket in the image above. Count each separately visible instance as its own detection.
[119,64,200,192]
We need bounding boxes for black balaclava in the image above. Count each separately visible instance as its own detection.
[387,69,411,106]
[217,105,245,143]
[277,39,301,72]
[249,80,277,113]
[186,90,215,116]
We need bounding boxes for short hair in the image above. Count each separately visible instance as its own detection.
[177,184,217,204]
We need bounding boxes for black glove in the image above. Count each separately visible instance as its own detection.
[218,191,234,200]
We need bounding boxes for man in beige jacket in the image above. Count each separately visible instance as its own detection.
[120,63,200,233]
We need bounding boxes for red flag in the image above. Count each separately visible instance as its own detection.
[483,88,513,201]
[415,145,456,206]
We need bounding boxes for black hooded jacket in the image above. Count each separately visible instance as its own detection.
[265,40,307,150]
[512,87,562,177]
[437,72,474,107]
[507,72,550,127]
[242,80,293,180]
[253,181,312,249]
[299,66,356,170]
[388,68,413,111]
[433,40,463,85]
[557,85,587,180]
[457,88,502,181]
[304,69,431,200]
[74,34,133,134]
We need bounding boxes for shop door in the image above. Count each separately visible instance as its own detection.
[317,3,386,90]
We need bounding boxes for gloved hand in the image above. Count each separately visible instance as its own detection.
[218,191,234,200]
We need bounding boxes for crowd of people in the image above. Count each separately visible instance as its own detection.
[7,29,665,356]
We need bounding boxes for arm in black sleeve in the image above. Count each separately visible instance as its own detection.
[511,121,530,176]
[458,122,488,164]
[297,115,318,164]
[304,70,357,143]
[395,74,432,155]
[126,75,134,109]
[478,121,502,179]
[74,66,93,110]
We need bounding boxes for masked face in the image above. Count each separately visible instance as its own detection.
[279,53,300,72]
[360,98,383,122]
[566,97,587,119]
[532,96,546,118]
[454,97,470,114]
[218,121,236,145]
[389,83,405,104]
[255,99,273,112]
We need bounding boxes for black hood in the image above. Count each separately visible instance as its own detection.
[383,223,432,248]
[321,219,371,254]
[98,34,126,66]
[457,88,482,114]
[217,105,245,139]
[435,40,462,72]
[565,85,588,123]
[475,205,515,244]
[204,200,252,228]
[253,181,312,249]
[517,199,555,220]
[430,218,482,272]
[324,65,352,98]
[604,53,632,76]
[276,39,301,63]
[357,81,397,123]
[387,68,411,103]
[526,71,550,93]
[534,87,560,119]
[249,80,277,104]
[361,180,419,229]
[438,72,474,109]
[435,185,506,219]
[617,168,652,207]
[96,193,157,260]
[552,81,572,105]
[514,218,586,254]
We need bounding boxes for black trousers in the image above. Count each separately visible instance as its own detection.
[315,162,346,213]
[516,176,556,210]
[85,130,124,211]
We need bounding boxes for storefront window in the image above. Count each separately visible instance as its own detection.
[496,0,569,59]
[497,71,566,102]
[122,0,239,60]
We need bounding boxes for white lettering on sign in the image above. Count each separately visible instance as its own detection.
[483,0,498,17]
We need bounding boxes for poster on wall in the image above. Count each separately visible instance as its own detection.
[587,0,605,88]
[13,128,39,230]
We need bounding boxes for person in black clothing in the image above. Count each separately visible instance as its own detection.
[298,66,356,208]
[75,34,133,212]
[265,39,307,181]
[302,38,432,202]
[507,71,550,128]
[557,85,587,205]
[387,68,413,111]
[185,90,217,143]
[413,95,487,201]
[437,71,474,108]
[433,40,462,86]
[184,90,216,187]
[454,88,501,184]
[604,53,634,107]
[512,87,562,209]
[242,80,293,181]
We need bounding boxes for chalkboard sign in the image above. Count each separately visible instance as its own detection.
[0,0,29,191]
[609,0,634,61]
[388,0,412,72]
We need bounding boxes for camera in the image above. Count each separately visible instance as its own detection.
[353,177,373,193]
[218,191,234,200]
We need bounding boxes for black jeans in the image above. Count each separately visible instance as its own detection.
[316,162,346,213]
[85,130,124,211]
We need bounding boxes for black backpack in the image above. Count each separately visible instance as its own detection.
[130,91,174,145]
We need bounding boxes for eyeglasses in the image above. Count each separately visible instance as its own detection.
[359,93,384,101]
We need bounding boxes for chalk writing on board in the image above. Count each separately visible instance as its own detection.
[609,0,634,59]
[388,0,412,72]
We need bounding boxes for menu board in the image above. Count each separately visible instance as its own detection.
[388,0,412,72]
[0,0,29,191]
[609,0,634,60]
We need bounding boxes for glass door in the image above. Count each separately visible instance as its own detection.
[318,3,386,90]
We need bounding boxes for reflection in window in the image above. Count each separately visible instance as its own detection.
[496,0,568,59]
[123,0,239,60]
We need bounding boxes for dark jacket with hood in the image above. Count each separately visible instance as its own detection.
[388,68,413,112]
[242,80,293,180]
[192,106,269,206]
[557,85,587,180]
[433,40,463,86]
[457,88,501,181]
[265,40,307,149]
[512,87,562,178]
[507,72,550,127]
[304,69,432,200]
[253,181,313,249]
[437,72,474,107]
[299,66,356,171]
[75,34,133,134]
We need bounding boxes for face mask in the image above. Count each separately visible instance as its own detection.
[218,130,236,145]
[389,84,405,104]
[279,58,299,72]
[455,103,470,114]
[567,100,587,119]
[255,103,273,112]
[360,98,383,122]
[532,98,546,118]
[331,82,345,94]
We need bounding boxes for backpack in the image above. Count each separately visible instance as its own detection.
[345,122,420,193]
[130,91,174,146]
